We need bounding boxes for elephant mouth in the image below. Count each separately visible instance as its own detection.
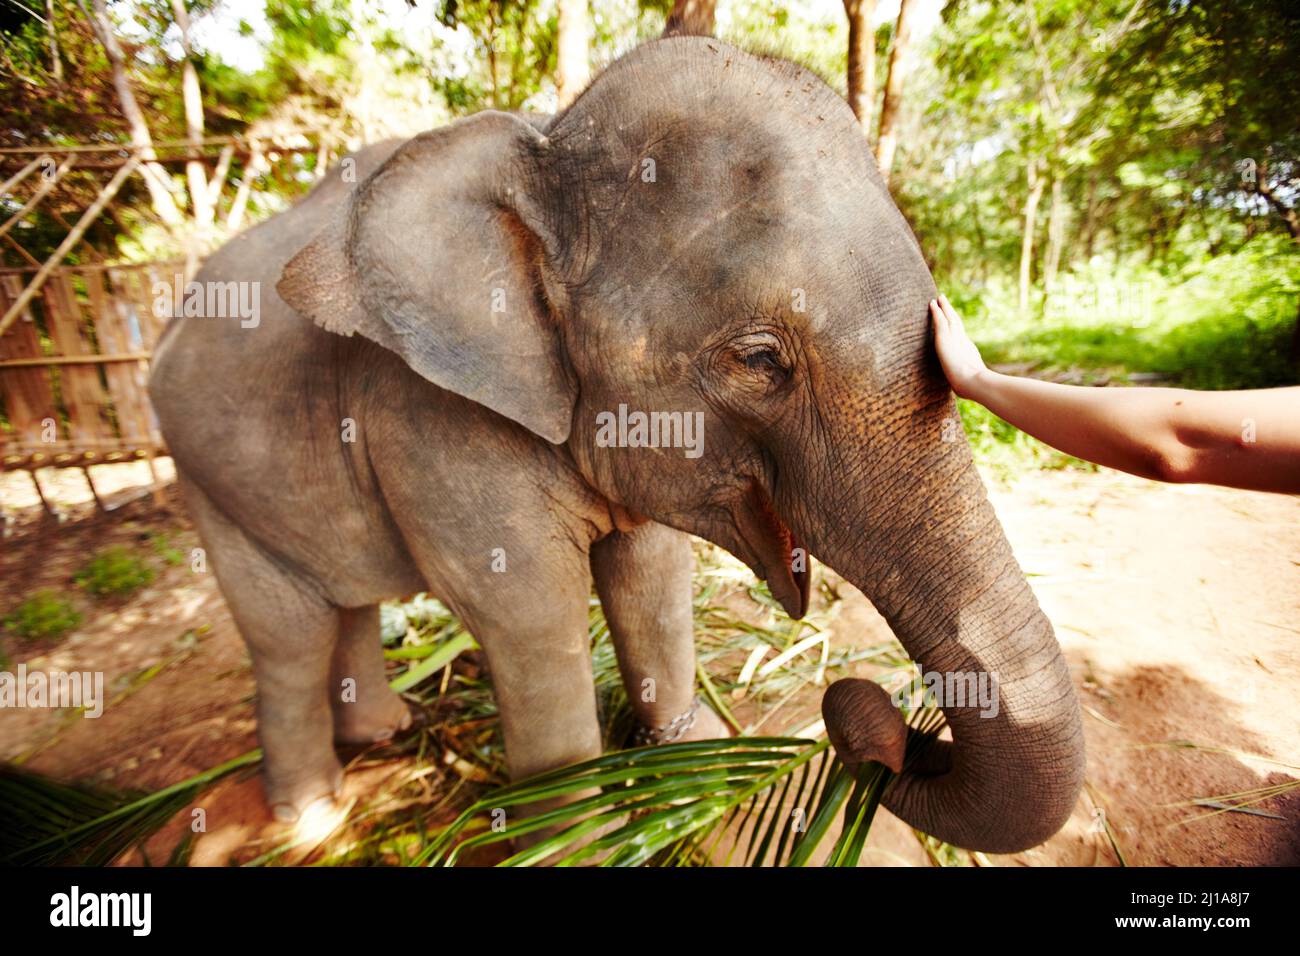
[738,482,810,620]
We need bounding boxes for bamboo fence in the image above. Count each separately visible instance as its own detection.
[0,261,177,507]
[0,133,330,513]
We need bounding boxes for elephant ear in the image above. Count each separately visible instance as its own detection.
[277,111,575,444]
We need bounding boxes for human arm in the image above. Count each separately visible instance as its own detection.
[930,295,1300,494]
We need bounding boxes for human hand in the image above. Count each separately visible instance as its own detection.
[930,294,988,399]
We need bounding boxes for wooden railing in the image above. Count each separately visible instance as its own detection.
[0,261,175,500]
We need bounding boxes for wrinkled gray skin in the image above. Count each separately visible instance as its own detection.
[150,36,1084,852]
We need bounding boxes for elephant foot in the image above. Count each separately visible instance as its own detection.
[333,690,416,746]
[265,760,345,825]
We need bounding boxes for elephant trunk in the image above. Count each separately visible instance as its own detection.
[811,422,1085,853]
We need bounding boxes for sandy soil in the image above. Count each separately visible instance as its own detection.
[1,459,1297,866]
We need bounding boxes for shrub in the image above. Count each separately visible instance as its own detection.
[4,591,82,640]
[149,532,187,567]
[75,547,155,598]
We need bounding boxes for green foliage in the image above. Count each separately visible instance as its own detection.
[9,0,1296,311]
[148,532,187,568]
[726,0,850,94]
[901,0,1300,312]
[965,236,1299,391]
[417,733,919,867]
[3,590,82,640]
[1090,0,1300,196]
[75,547,155,599]
[0,752,261,866]
[5,0,1297,485]
[956,234,1297,473]
[432,0,555,112]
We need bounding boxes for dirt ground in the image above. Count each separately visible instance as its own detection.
[2,459,1297,866]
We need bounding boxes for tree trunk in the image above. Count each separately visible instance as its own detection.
[487,4,500,109]
[1256,165,1300,240]
[1291,300,1300,366]
[1042,172,1066,295]
[555,0,590,108]
[207,143,234,210]
[1079,172,1099,262]
[225,142,266,235]
[46,0,63,83]
[1257,163,1300,366]
[1019,157,1045,317]
[169,1,209,221]
[843,0,877,131]
[664,0,715,37]
[83,0,183,227]
[874,0,920,186]
[169,0,211,276]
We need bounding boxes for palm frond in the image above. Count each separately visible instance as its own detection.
[0,751,260,866]
[415,705,942,868]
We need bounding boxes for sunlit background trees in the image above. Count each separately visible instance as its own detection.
[2,0,1297,388]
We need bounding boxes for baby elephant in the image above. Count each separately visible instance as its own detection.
[149,35,1083,853]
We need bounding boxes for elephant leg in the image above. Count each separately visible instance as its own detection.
[393,521,597,765]
[330,604,412,745]
[179,476,341,822]
[445,569,604,846]
[371,439,610,842]
[455,586,603,786]
[590,522,731,742]
[390,522,607,852]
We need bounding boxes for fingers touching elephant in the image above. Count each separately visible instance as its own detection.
[150,35,1083,853]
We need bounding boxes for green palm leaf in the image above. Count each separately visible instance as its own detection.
[0,751,260,866]
[415,705,942,867]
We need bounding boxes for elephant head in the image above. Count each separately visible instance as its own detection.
[278,36,1084,853]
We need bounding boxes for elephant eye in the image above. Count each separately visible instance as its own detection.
[743,349,783,373]
[737,344,791,387]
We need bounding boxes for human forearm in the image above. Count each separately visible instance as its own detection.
[962,371,1204,482]
[966,373,1300,492]
[930,296,1300,494]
